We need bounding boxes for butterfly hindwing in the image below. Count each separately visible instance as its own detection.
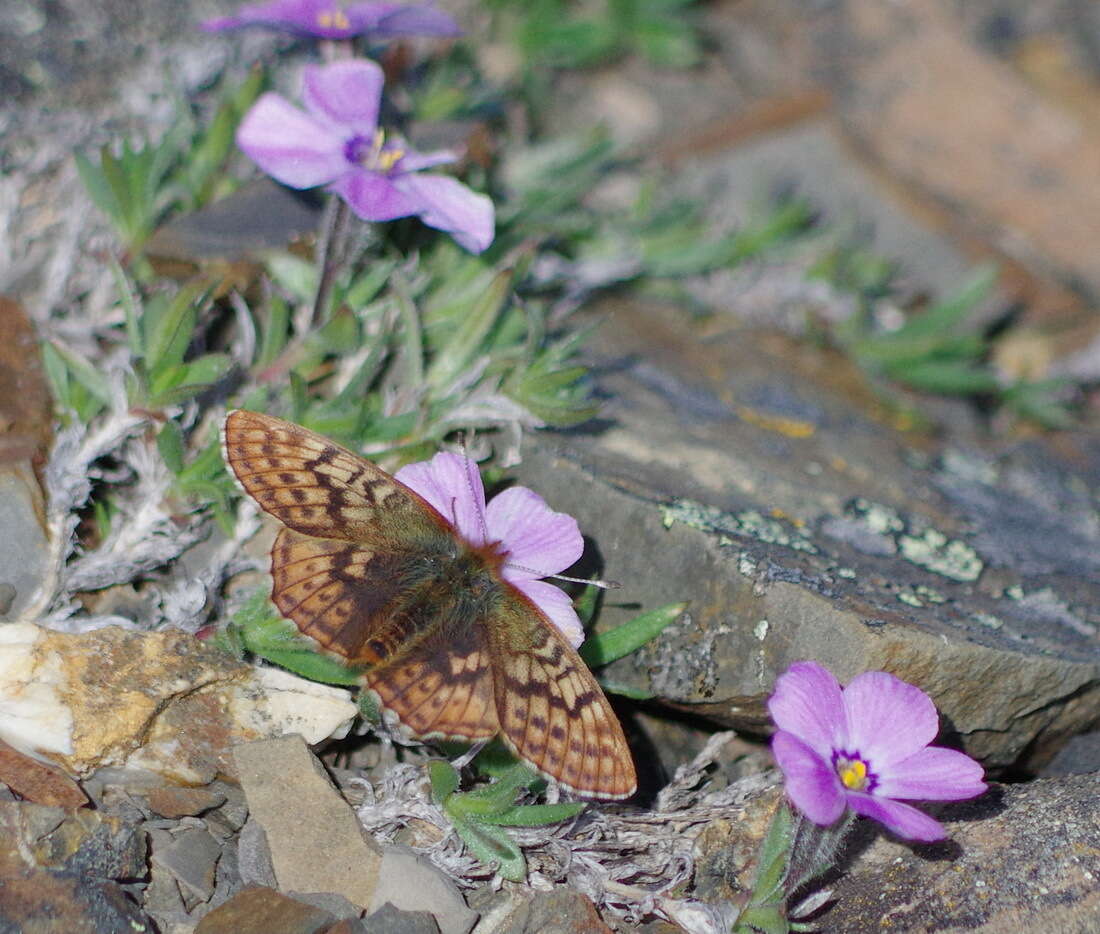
[364,625,500,742]
[489,589,637,799]
[222,409,447,548]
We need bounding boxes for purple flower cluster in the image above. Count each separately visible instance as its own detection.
[768,661,986,842]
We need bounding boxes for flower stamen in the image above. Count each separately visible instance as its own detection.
[836,755,869,791]
[317,9,351,31]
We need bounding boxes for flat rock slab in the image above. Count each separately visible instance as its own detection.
[233,736,382,912]
[825,773,1100,932]
[517,297,1100,771]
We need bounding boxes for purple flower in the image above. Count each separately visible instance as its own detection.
[235,59,493,252]
[768,661,986,842]
[394,451,586,647]
[202,1,461,40]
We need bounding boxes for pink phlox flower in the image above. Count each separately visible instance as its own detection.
[395,451,586,648]
[235,59,494,253]
[202,1,461,40]
[768,661,987,842]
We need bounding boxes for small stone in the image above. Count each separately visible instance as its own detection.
[145,784,227,819]
[492,889,613,934]
[369,845,477,934]
[233,736,382,911]
[236,818,277,888]
[290,891,362,920]
[362,902,441,934]
[150,825,223,906]
[195,885,335,934]
[0,736,87,807]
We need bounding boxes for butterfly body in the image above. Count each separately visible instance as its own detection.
[223,410,636,798]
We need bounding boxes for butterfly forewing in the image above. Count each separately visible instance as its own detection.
[222,410,637,800]
[490,590,637,799]
[222,409,446,547]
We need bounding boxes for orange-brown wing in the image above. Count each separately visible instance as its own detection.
[488,591,637,799]
[271,527,499,741]
[362,623,500,743]
[222,409,447,548]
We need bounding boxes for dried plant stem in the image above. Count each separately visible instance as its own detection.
[310,197,353,329]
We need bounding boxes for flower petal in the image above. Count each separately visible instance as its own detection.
[847,793,946,842]
[511,579,584,647]
[302,60,383,137]
[201,0,329,34]
[395,452,487,545]
[771,731,846,827]
[487,486,583,579]
[390,173,495,253]
[767,661,848,760]
[843,671,940,769]
[236,93,346,189]
[330,170,421,220]
[362,3,462,36]
[397,147,459,172]
[876,746,986,801]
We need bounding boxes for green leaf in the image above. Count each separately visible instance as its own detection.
[145,282,206,374]
[889,359,999,395]
[425,268,513,392]
[479,802,585,827]
[429,760,461,802]
[579,602,684,668]
[448,810,527,881]
[157,421,186,474]
[44,340,113,410]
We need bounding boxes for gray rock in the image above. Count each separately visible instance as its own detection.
[512,293,1100,774]
[363,901,441,934]
[236,818,277,889]
[233,736,382,911]
[150,824,223,907]
[371,845,478,934]
[0,462,52,620]
[824,774,1100,932]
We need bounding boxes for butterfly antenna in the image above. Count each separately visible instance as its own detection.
[459,432,491,543]
[503,563,621,589]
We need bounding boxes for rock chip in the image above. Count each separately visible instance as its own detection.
[233,735,383,912]
[194,885,335,934]
[362,901,441,934]
[370,845,477,934]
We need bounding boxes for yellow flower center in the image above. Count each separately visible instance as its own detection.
[367,129,404,172]
[837,756,869,791]
[317,9,351,30]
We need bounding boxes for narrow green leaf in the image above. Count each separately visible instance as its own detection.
[45,340,113,407]
[145,282,204,373]
[579,602,684,668]
[447,811,527,882]
[425,268,512,392]
[429,760,461,803]
[157,421,186,474]
[479,802,585,827]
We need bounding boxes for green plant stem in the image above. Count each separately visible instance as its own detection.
[310,197,353,329]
